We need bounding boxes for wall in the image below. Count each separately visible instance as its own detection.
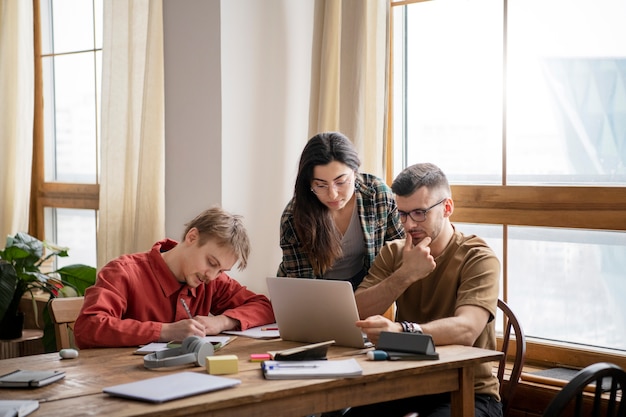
[163,0,315,295]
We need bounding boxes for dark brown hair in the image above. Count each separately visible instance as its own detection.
[292,132,361,276]
[391,162,451,198]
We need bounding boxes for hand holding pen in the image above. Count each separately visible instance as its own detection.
[158,299,204,341]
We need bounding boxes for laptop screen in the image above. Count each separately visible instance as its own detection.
[266,277,371,348]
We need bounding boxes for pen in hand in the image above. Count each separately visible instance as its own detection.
[180,298,193,319]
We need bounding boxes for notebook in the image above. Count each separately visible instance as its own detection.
[0,370,65,388]
[261,358,363,379]
[0,400,39,417]
[103,372,240,403]
[266,277,372,348]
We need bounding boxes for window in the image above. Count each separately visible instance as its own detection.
[32,0,103,269]
[391,0,626,366]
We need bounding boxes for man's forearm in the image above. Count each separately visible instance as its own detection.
[355,272,410,319]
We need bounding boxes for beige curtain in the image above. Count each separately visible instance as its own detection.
[98,0,165,267]
[0,0,34,242]
[310,0,390,177]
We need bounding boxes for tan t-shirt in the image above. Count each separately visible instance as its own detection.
[358,227,501,400]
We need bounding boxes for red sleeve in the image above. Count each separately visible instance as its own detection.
[206,274,275,330]
[74,259,164,349]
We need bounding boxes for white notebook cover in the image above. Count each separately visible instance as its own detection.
[103,372,240,403]
[261,358,363,379]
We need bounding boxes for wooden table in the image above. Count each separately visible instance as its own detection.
[0,337,502,417]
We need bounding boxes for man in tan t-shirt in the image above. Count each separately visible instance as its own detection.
[347,162,502,417]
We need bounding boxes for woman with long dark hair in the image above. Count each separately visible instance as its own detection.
[277,132,404,289]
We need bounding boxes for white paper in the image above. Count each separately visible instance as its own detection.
[134,336,232,354]
[223,323,280,339]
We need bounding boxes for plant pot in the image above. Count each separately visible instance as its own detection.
[0,310,25,340]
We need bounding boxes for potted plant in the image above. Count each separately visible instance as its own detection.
[0,232,96,341]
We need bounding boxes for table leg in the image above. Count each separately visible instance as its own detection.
[451,366,475,417]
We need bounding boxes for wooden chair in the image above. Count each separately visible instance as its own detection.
[383,303,396,321]
[542,362,626,417]
[48,296,84,350]
[497,298,526,416]
[401,299,525,417]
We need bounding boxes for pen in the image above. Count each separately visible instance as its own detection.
[261,327,279,331]
[180,298,193,319]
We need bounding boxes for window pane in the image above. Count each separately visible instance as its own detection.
[44,208,97,269]
[507,0,626,185]
[94,0,104,50]
[508,226,626,351]
[454,223,504,266]
[44,0,96,54]
[43,53,98,183]
[396,0,503,184]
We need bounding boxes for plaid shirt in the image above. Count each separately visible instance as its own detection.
[277,173,405,278]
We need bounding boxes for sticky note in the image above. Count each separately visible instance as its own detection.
[205,355,239,375]
[250,353,271,362]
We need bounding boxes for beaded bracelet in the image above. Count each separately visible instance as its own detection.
[401,321,423,334]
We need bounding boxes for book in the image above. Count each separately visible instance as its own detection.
[268,340,335,361]
[103,371,241,403]
[0,370,65,388]
[0,400,39,417]
[261,358,363,380]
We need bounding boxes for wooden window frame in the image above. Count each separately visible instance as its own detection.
[387,0,626,370]
[29,0,100,240]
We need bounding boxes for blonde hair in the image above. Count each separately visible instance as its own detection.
[183,206,250,270]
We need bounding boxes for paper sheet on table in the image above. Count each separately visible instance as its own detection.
[134,336,232,354]
[223,323,280,339]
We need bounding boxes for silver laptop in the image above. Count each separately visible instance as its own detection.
[266,277,372,349]
[103,372,240,403]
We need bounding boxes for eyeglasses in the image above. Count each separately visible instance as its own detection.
[398,198,447,223]
[310,177,353,195]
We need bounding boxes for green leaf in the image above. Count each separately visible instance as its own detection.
[0,232,97,348]
[1,235,42,277]
[0,263,18,321]
[14,232,44,254]
[42,307,57,353]
[56,264,97,295]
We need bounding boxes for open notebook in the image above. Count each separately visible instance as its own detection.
[266,277,371,349]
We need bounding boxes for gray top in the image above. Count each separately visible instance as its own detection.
[324,205,366,280]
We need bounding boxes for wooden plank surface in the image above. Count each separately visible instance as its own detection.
[0,337,501,416]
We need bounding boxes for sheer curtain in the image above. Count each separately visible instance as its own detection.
[310,0,390,177]
[98,0,165,267]
[0,0,34,241]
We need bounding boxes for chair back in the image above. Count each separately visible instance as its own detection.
[542,362,626,417]
[49,296,84,350]
[497,299,527,416]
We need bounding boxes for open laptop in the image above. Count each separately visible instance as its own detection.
[266,277,372,349]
